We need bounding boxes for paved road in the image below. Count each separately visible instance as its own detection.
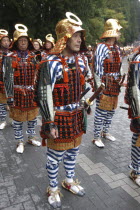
[0,57,140,209]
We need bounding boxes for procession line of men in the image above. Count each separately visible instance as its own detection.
[0,12,140,208]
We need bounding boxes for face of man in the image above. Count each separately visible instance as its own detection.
[17,37,29,51]
[88,46,92,51]
[45,41,53,50]
[1,37,10,49]
[116,32,121,41]
[33,41,40,51]
[66,32,82,53]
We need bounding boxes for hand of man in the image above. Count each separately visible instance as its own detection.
[49,128,59,139]
[7,98,14,107]
[42,123,58,139]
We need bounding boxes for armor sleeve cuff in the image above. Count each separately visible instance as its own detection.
[7,97,14,105]
[42,122,57,132]
[49,123,57,130]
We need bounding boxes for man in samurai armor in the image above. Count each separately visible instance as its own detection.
[32,39,42,62]
[41,34,55,60]
[0,29,11,129]
[125,51,140,186]
[32,38,42,53]
[37,12,92,208]
[4,24,41,154]
[84,44,94,70]
[93,19,123,148]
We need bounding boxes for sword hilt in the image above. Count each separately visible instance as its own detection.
[120,106,128,110]
[85,83,105,106]
[89,83,105,103]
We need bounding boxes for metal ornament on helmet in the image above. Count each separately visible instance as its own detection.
[104,19,122,31]
[0,29,8,36]
[100,19,122,39]
[45,34,55,46]
[33,38,42,47]
[13,24,28,41]
[15,24,28,33]
[36,39,42,46]
[66,12,82,26]
[46,34,53,39]
[0,29,8,40]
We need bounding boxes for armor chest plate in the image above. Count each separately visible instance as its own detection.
[103,46,121,73]
[12,55,36,86]
[53,63,85,106]
[11,53,38,109]
[0,52,5,93]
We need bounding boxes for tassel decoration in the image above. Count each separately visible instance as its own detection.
[14,70,20,76]
[12,61,17,68]
[63,70,69,83]
[80,74,85,85]
[42,138,47,146]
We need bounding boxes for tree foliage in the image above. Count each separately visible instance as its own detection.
[0,0,140,45]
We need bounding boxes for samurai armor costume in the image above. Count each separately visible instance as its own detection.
[0,29,11,124]
[125,54,140,175]
[38,54,88,150]
[0,51,8,124]
[37,53,89,198]
[37,13,90,205]
[3,24,41,153]
[41,34,55,60]
[4,50,39,121]
[84,50,93,70]
[0,50,8,103]
[93,42,122,139]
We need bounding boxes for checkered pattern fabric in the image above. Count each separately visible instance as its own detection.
[54,110,84,143]
[53,63,85,106]
[0,52,6,94]
[11,52,38,109]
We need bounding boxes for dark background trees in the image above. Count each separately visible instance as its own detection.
[0,0,140,46]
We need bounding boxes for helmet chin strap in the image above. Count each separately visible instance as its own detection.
[62,47,74,57]
[105,37,116,46]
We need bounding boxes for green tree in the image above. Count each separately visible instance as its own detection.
[0,0,140,45]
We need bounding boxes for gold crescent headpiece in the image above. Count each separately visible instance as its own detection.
[0,29,8,35]
[15,24,28,33]
[46,34,53,39]
[36,39,42,46]
[66,12,82,26]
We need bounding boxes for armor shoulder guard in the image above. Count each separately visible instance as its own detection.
[3,56,14,98]
[37,61,52,100]
[93,72,101,90]
[37,61,54,122]
[126,61,140,118]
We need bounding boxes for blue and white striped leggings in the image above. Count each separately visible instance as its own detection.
[130,133,140,175]
[12,118,37,142]
[0,104,7,121]
[94,99,115,138]
[46,146,79,188]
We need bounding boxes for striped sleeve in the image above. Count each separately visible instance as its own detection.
[133,54,140,73]
[81,55,92,78]
[134,54,140,62]
[133,54,140,86]
[47,55,63,90]
[94,44,109,78]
